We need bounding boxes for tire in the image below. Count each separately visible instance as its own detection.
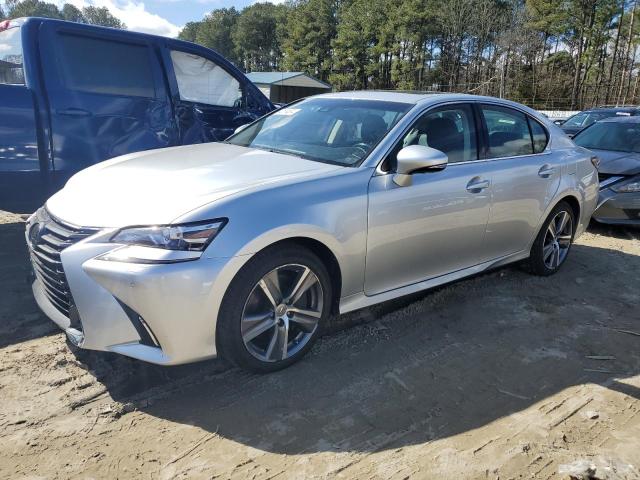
[527,201,576,276]
[216,244,332,372]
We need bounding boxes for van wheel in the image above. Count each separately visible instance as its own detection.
[217,245,332,372]
[527,201,575,276]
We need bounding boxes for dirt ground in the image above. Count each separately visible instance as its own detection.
[0,210,639,480]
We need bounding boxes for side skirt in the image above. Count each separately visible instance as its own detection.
[339,250,529,314]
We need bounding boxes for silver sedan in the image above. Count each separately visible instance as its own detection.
[26,92,599,371]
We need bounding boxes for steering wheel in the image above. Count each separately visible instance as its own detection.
[344,143,370,164]
[351,143,370,156]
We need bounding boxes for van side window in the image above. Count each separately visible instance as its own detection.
[528,117,549,153]
[0,27,25,85]
[58,34,155,98]
[481,105,534,158]
[170,50,242,108]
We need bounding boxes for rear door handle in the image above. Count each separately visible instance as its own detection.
[538,164,556,178]
[466,178,490,192]
[56,108,92,117]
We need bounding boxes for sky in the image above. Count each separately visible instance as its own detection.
[56,0,283,38]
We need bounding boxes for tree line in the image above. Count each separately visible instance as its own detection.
[180,0,640,110]
[3,0,640,110]
[1,0,124,30]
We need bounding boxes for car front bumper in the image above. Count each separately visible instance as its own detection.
[29,235,249,366]
[593,188,640,225]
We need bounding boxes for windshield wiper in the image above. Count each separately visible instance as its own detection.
[253,145,312,160]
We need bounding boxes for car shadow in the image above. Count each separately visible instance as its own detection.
[0,218,57,350]
[588,220,640,239]
[75,241,640,455]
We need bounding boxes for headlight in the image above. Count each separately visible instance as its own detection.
[612,177,640,193]
[110,219,227,252]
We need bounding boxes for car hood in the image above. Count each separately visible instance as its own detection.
[46,143,341,227]
[590,149,640,176]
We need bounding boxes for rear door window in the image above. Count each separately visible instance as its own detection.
[170,50,242,108]
[481,105,534,158]
[0,26,25,85]
[57,34,155,98]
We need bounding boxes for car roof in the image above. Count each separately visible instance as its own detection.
[582,106,639,113]
[319,91,447,104]
[18,16,196,48]
[317,91,531,107]
[597,115,640,123]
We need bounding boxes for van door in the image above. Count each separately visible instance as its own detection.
[0,22,42,211]
[163,44,273,143]
[38,23,178,190]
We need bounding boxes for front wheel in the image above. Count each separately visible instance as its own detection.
[217,245,332,372]
[527,201,575,276]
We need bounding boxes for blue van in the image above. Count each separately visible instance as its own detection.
[0,17,275,211]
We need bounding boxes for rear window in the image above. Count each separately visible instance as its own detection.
[57,34,155,98]
[0,27,25,85]
[564,111,611,128]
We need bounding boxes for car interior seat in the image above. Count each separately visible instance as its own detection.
[360,114,388,145]
[423,117,464,162]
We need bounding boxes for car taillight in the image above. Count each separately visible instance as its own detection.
[591,156,600,169]
[0,20,11,32]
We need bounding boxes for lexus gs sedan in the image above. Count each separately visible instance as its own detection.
[26,92,599,371]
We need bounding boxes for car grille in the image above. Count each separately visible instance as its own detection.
[27,208,98,319]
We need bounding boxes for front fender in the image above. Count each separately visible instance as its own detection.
[231,223,345,259]
[183,168,373,298]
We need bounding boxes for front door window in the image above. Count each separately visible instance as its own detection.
[170,50,242,108]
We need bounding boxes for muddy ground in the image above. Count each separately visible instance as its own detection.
[0,210,639,479]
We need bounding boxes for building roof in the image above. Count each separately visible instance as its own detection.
[246,72,331,89]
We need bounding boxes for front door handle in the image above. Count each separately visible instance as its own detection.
[466,178,490,192]
[538,164,556,178]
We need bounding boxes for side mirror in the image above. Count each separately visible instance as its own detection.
[553,119,565,125]
[234,123,250,135]
[393,145,448,187]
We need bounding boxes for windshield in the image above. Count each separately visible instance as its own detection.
[574,122,640,153]
[226,98,411,166]
[0,26,25,85]
[564,111,622,128]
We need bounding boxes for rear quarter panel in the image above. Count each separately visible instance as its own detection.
[540,144,598,242]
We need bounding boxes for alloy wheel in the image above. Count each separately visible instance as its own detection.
[542,210,573,270]
[241,264,324,362]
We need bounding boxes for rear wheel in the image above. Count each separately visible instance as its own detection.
[527,201,575,276]
[217,245,332,372]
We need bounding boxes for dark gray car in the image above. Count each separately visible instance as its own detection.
[574,116,640,225]
[561,107,640,137]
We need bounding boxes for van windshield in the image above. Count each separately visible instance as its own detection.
[226,98,411,166]
[0,26,25,85]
